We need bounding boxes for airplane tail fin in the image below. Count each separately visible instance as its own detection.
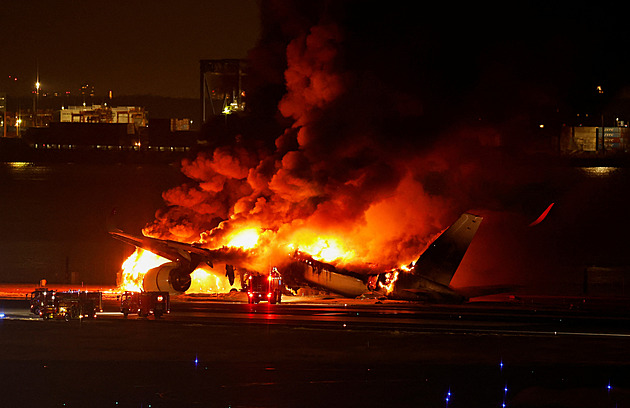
[413,213,482,286]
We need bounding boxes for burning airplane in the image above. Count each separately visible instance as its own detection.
[110,212,485,303]
[287,213,482,302]
[107,8,521,301]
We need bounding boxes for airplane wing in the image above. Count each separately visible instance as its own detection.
[107,208,215,266]
[109,229,214,266]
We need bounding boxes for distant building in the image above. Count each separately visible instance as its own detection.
[60,105,147,134]
[170,118,192,132]
[560,125,629,155]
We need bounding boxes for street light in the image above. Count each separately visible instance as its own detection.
[34,81,40,127]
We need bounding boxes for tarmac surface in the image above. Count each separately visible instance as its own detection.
[1,287,630,407]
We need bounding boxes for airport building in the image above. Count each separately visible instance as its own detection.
[560,125,629,155]
[60,105,147,127]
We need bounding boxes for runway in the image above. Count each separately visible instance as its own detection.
[2,294,630,407]
[4,292,630,337]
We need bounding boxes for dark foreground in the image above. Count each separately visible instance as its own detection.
[2,298,630,408]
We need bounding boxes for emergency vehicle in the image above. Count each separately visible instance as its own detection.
[29,289,102,320]
[29,287,53,316]
[246,269,283,304]
[120,291,170,318]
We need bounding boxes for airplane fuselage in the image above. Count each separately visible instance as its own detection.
[300,262,368,297]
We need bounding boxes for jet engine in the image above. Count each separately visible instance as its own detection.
[142,262,192,294]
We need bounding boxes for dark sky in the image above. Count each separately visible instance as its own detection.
[3,1,630,114]
[242,2,630,131]
[0,0,260,98]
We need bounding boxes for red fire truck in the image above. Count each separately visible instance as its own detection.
[29,289,102,320]
[120,291,170,318]
[29,287,53,316]
[246,269,282,304]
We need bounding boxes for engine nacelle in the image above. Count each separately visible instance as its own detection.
[143,262,192,294]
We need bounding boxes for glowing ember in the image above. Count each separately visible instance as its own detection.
[378,270,399,294]
[227,228,260,249]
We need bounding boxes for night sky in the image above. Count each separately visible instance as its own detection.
[2,2,630,116]
[0,0,260,98]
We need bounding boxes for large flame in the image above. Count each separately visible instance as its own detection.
[288,235,355,263]
[118,249,169,292]
[227,228,260,249]
[116,225,364,294]
[118,249,240,294]
[117,228,263,293]
[188,267,235,293]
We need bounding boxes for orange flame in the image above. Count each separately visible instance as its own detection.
[227,228,260,249]
[288,234,355,263]
[117,229,257,293]
[378,270,399,294]
[118,248,169,292]
[117,226,364,293]
[188,267,235,293]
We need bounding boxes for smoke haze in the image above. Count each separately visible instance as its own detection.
[142,2,625,290]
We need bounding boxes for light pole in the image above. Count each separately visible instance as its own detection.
[35,80,40,127]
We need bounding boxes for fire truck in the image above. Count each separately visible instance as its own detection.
[120,291,170,318]
[29,287,53,316]
[246,269,283,304]
[29,289,102,320]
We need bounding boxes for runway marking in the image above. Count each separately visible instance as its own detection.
[438,328,630,339]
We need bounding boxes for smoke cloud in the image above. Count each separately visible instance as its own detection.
[143,1,568,286]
